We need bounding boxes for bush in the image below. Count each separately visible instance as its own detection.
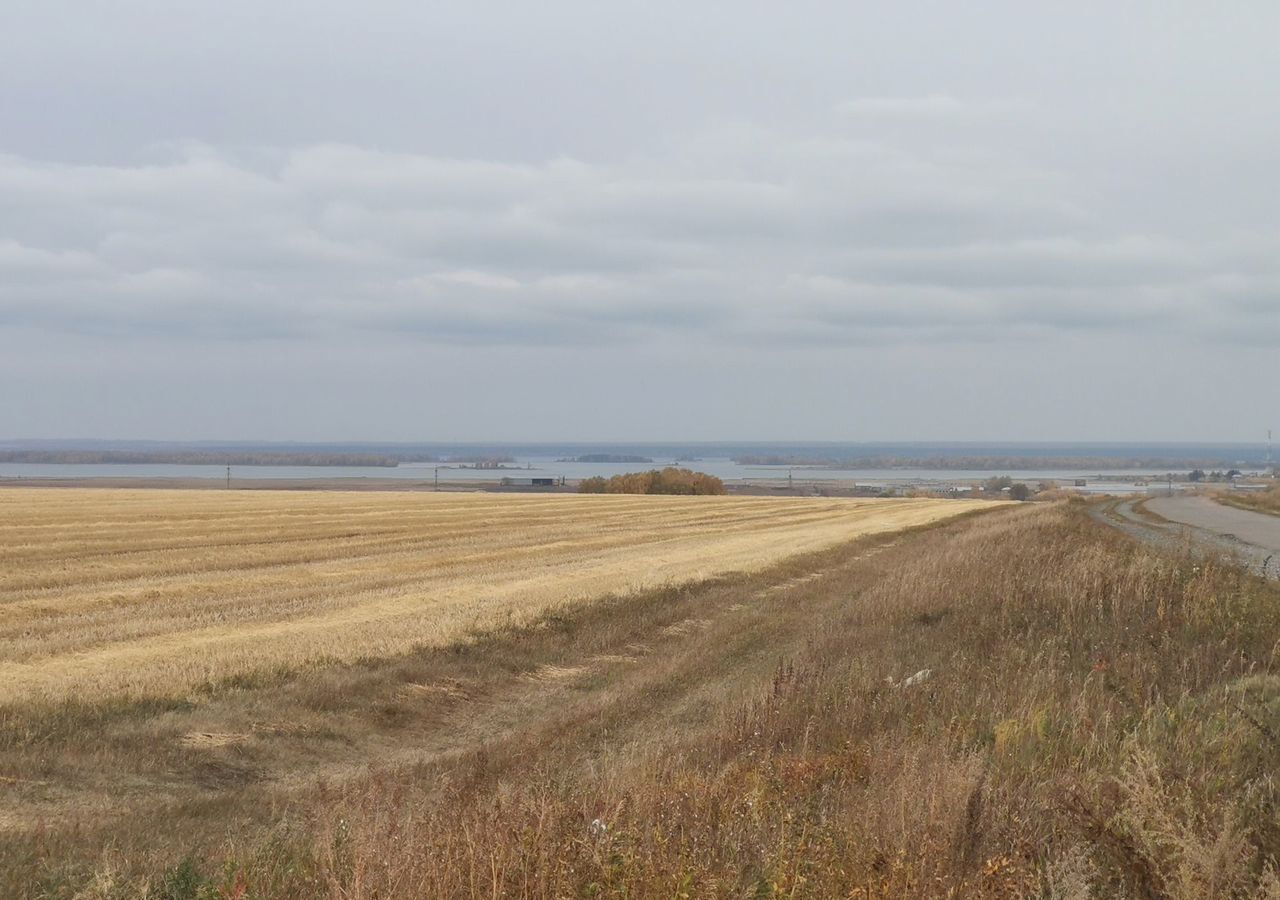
[982,475,1014,493]
[577,467,726,495]
[147,858,215,900]
[578,476,609,493]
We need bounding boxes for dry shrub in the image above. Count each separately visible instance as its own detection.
[1036,487,1079,502]
[578,467,726,495]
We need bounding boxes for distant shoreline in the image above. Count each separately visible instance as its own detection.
[734,455,1252,470]
[0,451,519,467]
[0,472,1226,498]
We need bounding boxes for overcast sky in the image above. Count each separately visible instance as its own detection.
[2,1,1278,442]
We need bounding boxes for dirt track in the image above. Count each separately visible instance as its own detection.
[1097,494,1280,578]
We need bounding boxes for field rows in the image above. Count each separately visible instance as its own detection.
[0,489,987,704]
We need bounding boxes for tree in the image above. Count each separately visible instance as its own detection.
[579,476,609,493]
[983,476,1014,493]
[1189,469,1205,483]
[1009,483,1032,501]
[577,467,725,496]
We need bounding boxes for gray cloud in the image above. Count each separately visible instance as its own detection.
[2,1,1279,440]
[2,121,1276,349]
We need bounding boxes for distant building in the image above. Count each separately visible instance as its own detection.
[500,476,562,487]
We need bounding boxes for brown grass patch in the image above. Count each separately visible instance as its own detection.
[1218,484,1280,516]
[178,731,251,750]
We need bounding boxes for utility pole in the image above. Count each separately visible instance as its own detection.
[434,466,439,491]
[226,465,231,490]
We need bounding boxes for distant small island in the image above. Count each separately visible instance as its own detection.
[438,457,518,468]
[397,454,516,465]
[559,454,655,464]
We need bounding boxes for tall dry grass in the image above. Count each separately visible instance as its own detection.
[1219,485,1280,517]
[308,506,1278,898]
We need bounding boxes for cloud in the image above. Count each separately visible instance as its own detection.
[0,112,1276,349]
[838,95,977,119]
[423,270,523,291]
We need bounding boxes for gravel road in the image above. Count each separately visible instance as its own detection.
[1094,494,1280,579]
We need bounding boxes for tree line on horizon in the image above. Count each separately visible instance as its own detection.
[0,450,527,468]
[0,450,401,467]
[734,454,1251,470]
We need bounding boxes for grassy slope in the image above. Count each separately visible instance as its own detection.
[1218,485,1280,517]
[9,501,1280,898]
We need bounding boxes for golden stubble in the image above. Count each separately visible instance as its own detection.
[0,488,991,704]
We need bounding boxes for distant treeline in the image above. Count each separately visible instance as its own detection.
[579,467,726,495]
[560,454,654,464]
[0,450,400,467]
[0,450,528,467]
[342,453,516,465]
[734,455,1240,470]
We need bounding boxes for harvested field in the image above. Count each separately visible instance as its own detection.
[0,488,985,705]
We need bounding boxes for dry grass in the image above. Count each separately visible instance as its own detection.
[0,488,983,705]
[224,502,1277,900]
[1219,485,1280,516]
[8,496,1280,898]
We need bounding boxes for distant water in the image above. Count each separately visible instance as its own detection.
[374,441,1271,465]
[1,440,1269,491]
[0,454,1243,489]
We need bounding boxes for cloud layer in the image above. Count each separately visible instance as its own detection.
[3,1,1280,441]
[3,105,1277,350]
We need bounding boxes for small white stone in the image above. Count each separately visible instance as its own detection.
[901,668,932,687]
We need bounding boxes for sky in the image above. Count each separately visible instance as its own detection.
[2,1,1278,442]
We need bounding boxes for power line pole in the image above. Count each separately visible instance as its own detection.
[434,466,439,491]
[226,465,231,490]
